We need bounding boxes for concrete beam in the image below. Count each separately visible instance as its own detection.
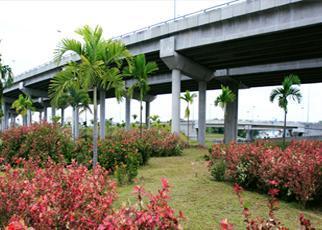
[125,73,190,88]
[215,58,322,77]
[3,97,16,103]
[160,37,214,81]
[19,82,48,98]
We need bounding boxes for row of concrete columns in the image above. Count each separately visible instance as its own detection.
[169,69,238,145]
[1,84,238,145]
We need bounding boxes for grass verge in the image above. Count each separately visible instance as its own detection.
[117,148,322,229]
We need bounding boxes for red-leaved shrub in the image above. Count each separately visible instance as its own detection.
[208,140,322,204]
[0,122,73,164]
[0,159,117,228]
[0,159,183,229]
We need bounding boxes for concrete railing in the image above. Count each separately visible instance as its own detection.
[112,0,244,40]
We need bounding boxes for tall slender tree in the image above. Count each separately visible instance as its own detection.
[54,93,69,126]
[180,90,197,144]
[125,54,158,136]
[215,85,236,144]
[11,94,35,124]
[52,25,129,167]
[69,88,91,140]
[270,74,302,145]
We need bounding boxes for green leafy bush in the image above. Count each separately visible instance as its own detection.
[210,159,226,181]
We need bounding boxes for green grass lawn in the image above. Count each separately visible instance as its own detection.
[117,148,322,229]
[189,133,224,147]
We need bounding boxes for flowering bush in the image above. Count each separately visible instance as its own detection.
[208,140,322,204]
[0,159,183,229]
[0,122,73,164]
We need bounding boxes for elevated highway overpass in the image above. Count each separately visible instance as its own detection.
[2,0,322,144]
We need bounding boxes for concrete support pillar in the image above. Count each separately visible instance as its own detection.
[1,104,4,131]
[198,81,207,146]
[44,106,48,122]
[1,103,9,130]
[145,101,150,128]
[99,90,106,140]
[27,109,32,126]
[61,108,65,126]
[125,96,131,130]
[23,115,27,126]
[246,129,253,142]
[72,107,79,140]
[224,83,239,144]
[51,107,56,122]
[10,113,15,128]
[39,111,42,122]
[171,69,181,135]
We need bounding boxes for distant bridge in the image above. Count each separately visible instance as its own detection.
[180,120,299,141]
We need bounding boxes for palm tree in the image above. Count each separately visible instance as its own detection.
[54,93,69,126]
[125,54,158,136]
[180,90,197,144]
[215,85,236,144]
[0,54,13,118]
[270,74,302,145]
[52,25,129,167]
[49,62,82,139]
[51,86,91,140]
[11,94,35,125]
[68,87,91,140]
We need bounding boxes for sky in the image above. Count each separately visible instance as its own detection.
[0,0,321,124]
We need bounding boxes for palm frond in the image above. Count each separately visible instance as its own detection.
[270,74,302,111]
[215,85,236,110]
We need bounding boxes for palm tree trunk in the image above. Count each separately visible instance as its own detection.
[223,106,227,144]
[75,106,79,139]
[72,107,76,141]
[93,86,98,167]
[187,116,190,145]
[187,104,190,145]
[283,110,287,146]
[140,99,143,137]
[61,108,64,126]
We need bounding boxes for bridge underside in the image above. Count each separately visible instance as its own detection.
[6,22,322,99]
